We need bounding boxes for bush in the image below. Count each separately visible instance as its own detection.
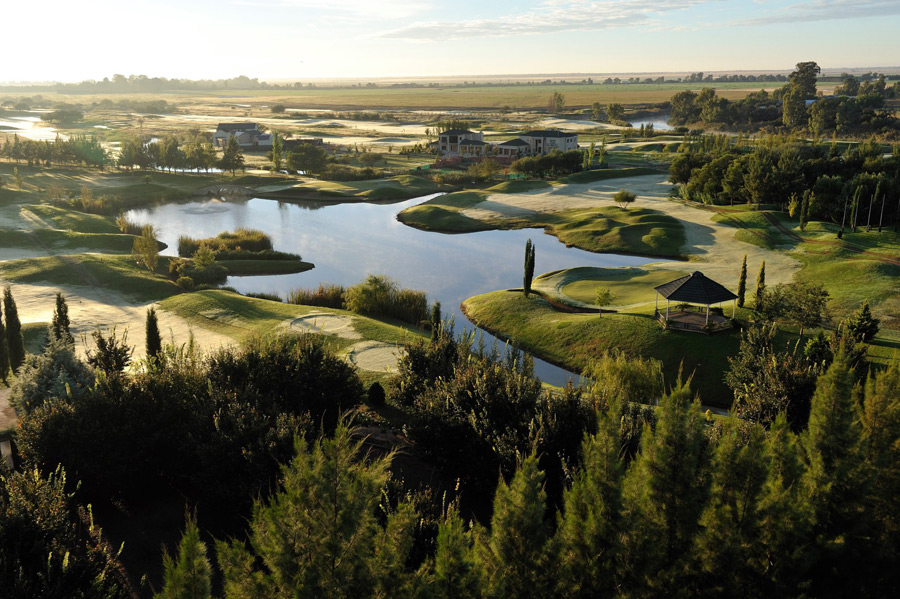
[9,339,95,414]
[320,165,379,181]
[287,283,346,308]
[245,292,282,302]
[176,276,194,291]
[178,229,273,257]
[344,275,428,326]
[367,382,386,408]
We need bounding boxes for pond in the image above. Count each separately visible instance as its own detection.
[627,117,674,131]
[127,194,653,385]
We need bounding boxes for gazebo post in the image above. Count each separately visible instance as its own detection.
[666,299,669,321]
[732,299,736,318]
[705,304,710,325]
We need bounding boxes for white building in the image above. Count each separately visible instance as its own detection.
[212,123,273,149]
[437,129,483,156]
[518,130,579,155]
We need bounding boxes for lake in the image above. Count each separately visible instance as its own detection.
[127,194,653,384]
[627,117,674,131]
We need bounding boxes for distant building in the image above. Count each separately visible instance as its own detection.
[497,138,531,158]
[212,123,273,149]
[437,129,483,155]
[519,130,579,155]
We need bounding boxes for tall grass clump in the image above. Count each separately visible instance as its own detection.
[287,284,346,309]
[344,275,428,326]
[178,228,273,257]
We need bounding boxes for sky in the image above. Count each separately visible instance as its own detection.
[2,0,899,83]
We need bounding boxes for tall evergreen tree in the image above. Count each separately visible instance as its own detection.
[476,454,553,599]
[620,378,710,596]
[219,135,244,175]
[802,354,871,598]
[755,260,766,309]
[50,292,73,345]
[737,254,747,308]
[846,299,880,342]
[217,421,414,599]
[146,307,162,360]
[156,513,212,599]
[556,404,624,598]
[0,301,8,384]
[428,504,480,599]
[523,239,536,298]
[3,286,25,374]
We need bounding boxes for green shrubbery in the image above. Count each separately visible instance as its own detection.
[287,283,346,308]
[288,275,429,326]
[177,228,273,256]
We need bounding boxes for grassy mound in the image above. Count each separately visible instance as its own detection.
[486,180,552,194]
[563,167,659,184]
[552,266,691,306]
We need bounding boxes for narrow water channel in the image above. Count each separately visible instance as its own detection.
[127,194,654,385]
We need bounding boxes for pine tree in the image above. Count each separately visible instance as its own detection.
[846,299,880,342]
[556,404,624,598]
[694,419,769,597]
[430,301,442,340]
[0,301,9,384]
[476,454,553,599]
[51,292,74,345]
[802,353,871,598]
[3,286,25,374]
[156,513,212,599]
[755,260,766,309]
[737,254,747,308]
[146,307,162,360]
[429,504,480,599]
[620,378,710,595]
[523,239,536,298]
[217,421,413,599]
[219,135,245,175]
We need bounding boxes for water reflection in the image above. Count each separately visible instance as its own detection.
[127,194,654,385]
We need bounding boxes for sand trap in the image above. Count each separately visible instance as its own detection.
[346,341,400,372]
[287,313,362,339]
[462,173,799,290]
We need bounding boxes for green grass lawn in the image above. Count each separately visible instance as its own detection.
[485,180,553,193]
[562,167,660,184]
[552,266,692,306]
[0,254,180,302]
[160,289,428,348]
[462,289,755,407]
[23,204,120,233]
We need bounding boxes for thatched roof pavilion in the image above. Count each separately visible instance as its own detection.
[654,271,738,330]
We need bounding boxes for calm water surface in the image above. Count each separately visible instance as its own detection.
[127,195,653,385]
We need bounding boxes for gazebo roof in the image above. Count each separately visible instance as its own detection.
[654,271,737,305]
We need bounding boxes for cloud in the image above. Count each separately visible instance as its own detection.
[740,0,900,25]
[379,0,714,40]
[232,0,428,18]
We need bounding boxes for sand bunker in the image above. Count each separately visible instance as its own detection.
[287,313,362,339]
[346,341,401,373]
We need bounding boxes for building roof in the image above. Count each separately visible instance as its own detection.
[216,122,258,132]
[439,129,475,136]
[521,130,575,138]
[498,138,530,146]
[654,271,737,305]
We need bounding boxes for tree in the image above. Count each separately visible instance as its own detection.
[146,307,162,360]
[155,513,212,599]
[585,351,664,407]
[606,102,624,121]
[271,104,286,114]
[762,281,830,338]
[595,287,615,315]
[9,338,94,414]
[287,143,328,175]
[430,504,480,598]
[613,188,636,209]
[51,292,73,345]
[549,91,565,114]
[755,260,765,308]
[782,86,808,128]
[86,327,133,377]
[737,254,747,307]
[523,238,536,298]
[271,132,283,171]
[591,101,604,121]
[0,301,8,385]
[217,421,415,598]
[219,135,244,175]
[133,225,160,272]
[3,286,25,374]
[789,61,821,99]
[846,299,880,342]
[475,454,553,598]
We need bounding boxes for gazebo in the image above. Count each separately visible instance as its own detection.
[654,271,738,333]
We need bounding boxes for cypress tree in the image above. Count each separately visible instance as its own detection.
[51,292,74,345]
[146,307,162,360]
[430,301,442,340]
[429,503,480,599]
[0,301,8,384]
[3,286,25,374]
[755,260,766,309]
[156,513,212,599]
[737,254,747,308]
[523,239,536,298]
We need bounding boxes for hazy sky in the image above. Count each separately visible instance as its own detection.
[3,0,899,82]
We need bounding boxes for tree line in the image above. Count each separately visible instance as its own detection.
[0,133,108,168]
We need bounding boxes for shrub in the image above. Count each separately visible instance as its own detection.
[115,214,142,235]
[176,276,194,291]
[367,382,386,407]
[245,292,282,302]
[320,165,379,181]
[287,283,346,308]
[178,229,273,257]
[344,275,427,326]
[9,339,95,414]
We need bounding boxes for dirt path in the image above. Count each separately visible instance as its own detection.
[462,173,800,290]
